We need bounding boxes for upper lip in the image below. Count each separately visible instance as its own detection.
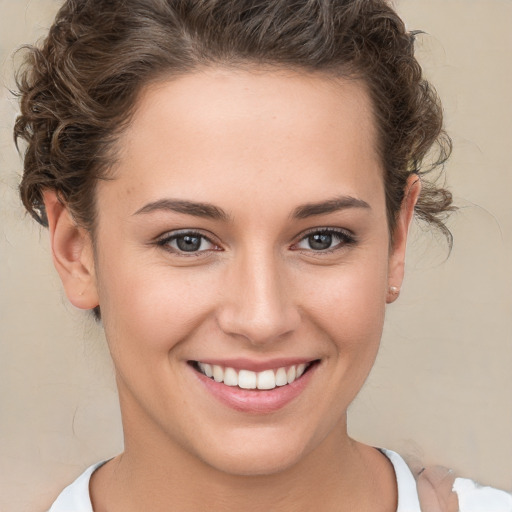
[190,357,318,372]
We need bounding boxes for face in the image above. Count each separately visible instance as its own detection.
[50,68,416,476]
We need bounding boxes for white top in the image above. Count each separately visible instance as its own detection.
[48,450,512,511]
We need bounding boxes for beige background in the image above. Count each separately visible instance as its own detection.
[1,0,511,510]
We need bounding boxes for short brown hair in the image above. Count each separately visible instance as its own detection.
[15,0,453,239]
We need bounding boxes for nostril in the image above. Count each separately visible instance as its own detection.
[216,301,300,345]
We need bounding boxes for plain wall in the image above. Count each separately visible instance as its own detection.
[1,1,511,510]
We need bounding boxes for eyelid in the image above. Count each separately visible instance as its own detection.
[152,227,355,256]
[291,227,357,252]
[154,229,222,255]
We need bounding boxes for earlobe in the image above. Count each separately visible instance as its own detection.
[42,190,99,310]
[386,175,421,304]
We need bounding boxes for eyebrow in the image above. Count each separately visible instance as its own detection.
[292,196,371,219]
[133,195,370,222]
[133,199,230,221]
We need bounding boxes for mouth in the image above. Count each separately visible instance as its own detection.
[190,360,319,391]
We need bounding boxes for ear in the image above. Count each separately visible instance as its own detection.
[42,189,99,310]
[386,174,421,304]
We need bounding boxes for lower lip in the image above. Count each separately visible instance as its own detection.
[192,364,318,414]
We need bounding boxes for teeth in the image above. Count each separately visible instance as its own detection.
[257,370,276,390]
[238,369,257,389]
[197,361,312,389]
[223,367,238,387]
[275,367,288,387]
[213,365,224,383]
[198,362,213,378]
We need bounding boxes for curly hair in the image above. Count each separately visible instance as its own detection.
[15,0,453,241]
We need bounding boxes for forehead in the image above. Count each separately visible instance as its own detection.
[101,68,383,217]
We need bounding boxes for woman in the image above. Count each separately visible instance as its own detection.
[13,0,512,510]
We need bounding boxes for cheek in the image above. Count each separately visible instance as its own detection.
[96,252,222,356]
[296,251,389,342]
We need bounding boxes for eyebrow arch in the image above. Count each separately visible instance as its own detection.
[133,199,230,221]
[292,196,371,219]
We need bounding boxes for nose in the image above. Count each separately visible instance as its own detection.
[216,249,300,346]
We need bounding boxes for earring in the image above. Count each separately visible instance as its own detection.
[389,286,400,296]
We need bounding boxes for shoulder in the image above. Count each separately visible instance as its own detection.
[454,477,512,512]
[381,449,422,511]
[47,461,106,512]
[382,449,512,512]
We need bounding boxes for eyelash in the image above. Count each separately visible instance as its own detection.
[155,230,219,256]
[291,228,357,254]
[154,227,356,256]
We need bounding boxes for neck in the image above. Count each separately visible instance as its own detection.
[90,393,396,512]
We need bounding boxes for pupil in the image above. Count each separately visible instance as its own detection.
[177,235,201,252]
[309,233,332,250]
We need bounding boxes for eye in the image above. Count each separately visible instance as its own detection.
[156,231,218,254]
[293,229,356,252]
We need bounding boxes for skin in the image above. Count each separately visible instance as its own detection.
[44,68,420,511]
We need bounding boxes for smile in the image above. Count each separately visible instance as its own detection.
[194,361,313,390]
[190,359,320,413]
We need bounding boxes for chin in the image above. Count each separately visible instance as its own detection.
[192,424,321,477]
[205,447,305,477]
